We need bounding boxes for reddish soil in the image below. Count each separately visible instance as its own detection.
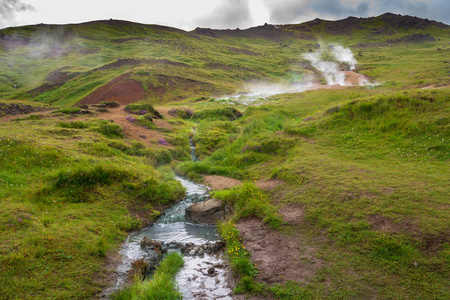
[78,74,146,105]
[236,218,322,284]
[343,71,366,85]
[97,107,172,148]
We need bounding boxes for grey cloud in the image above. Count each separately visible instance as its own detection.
[0,0,34,27]
[263,0,449,25]
[194,0,253,29]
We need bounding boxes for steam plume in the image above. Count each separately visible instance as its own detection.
[303,44,358,86]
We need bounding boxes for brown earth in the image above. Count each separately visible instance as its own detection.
[74,106,173,148]
[78,74,147,105]
[203,175,242,190]
[236,218,322,284]
[202,175,284,192]
[344,71,367,85]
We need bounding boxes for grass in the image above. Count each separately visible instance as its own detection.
[180,87,449,299]
[0,107,185,299]
[111,252,184,300]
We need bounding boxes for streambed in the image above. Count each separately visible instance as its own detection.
[107,175,232,299]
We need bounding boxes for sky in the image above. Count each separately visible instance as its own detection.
[1,0,449,30]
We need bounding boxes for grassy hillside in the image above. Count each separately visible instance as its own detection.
[176,87,449,299]
[0,101,188,299]
[0,14,449,107]
[0,13,449,300]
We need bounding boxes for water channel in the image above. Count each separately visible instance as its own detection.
[108,175,232,299]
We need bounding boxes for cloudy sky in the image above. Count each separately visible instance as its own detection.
[1,0,449,30]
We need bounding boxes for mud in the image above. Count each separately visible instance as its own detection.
[236,218,321,284]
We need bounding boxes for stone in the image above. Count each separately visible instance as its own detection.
[207,267,215,275]
[185,199,225,225]
[189,249,197,256]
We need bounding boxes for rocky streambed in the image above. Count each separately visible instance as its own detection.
[106,175,232,299]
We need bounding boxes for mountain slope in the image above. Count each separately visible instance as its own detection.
[0,13,449,107]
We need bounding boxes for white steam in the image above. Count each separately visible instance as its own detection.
[331,45,357,70]
[303,44,358,86]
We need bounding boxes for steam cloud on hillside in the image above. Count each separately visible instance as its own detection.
[303,45,357,86]
[220,44,365,104]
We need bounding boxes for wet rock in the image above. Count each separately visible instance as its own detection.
[140,237,166,255]
[189,249,197,256]
[185,199,225,225]
[208,267,215,275]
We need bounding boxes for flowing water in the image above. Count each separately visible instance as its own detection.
[107,175,232,299]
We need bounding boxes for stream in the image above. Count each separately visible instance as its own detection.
[106,176,232,299]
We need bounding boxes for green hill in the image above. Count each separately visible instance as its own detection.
[0,13,448,106]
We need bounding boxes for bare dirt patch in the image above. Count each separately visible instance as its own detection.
[202,175,243,190]
[278,203,305,225]
[78,74,146,105]
[368,214,397,233]
[73,106,172,148]
[236,218,321,284]
[255,179,283,191]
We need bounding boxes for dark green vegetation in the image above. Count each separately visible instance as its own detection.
[1,12,449,300]
[111,252,184,300]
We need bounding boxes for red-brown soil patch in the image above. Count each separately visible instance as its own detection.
[72,106,172,148]
[78,74,146,105]
[202,175,243,190]
[343,71,366,85]
[236,218,322,284]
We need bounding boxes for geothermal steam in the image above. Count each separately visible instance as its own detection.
[303,44,358,86]
[220,44,368,105]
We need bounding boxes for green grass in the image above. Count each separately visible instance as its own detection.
[111,252,184,300]
[180,87,449,299]
[0,108,185,299]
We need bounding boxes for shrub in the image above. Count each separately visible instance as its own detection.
[214,183,283,228]
[36,165,131,203]
[125,103,163,119]
[137,178,184,205]
[53,107,81,114]
[192,107,242,121]
[168,108,194,119]
[96,122,124,138]
[59,121,90,129]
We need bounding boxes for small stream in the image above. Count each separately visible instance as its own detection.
[107,177,232,299]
